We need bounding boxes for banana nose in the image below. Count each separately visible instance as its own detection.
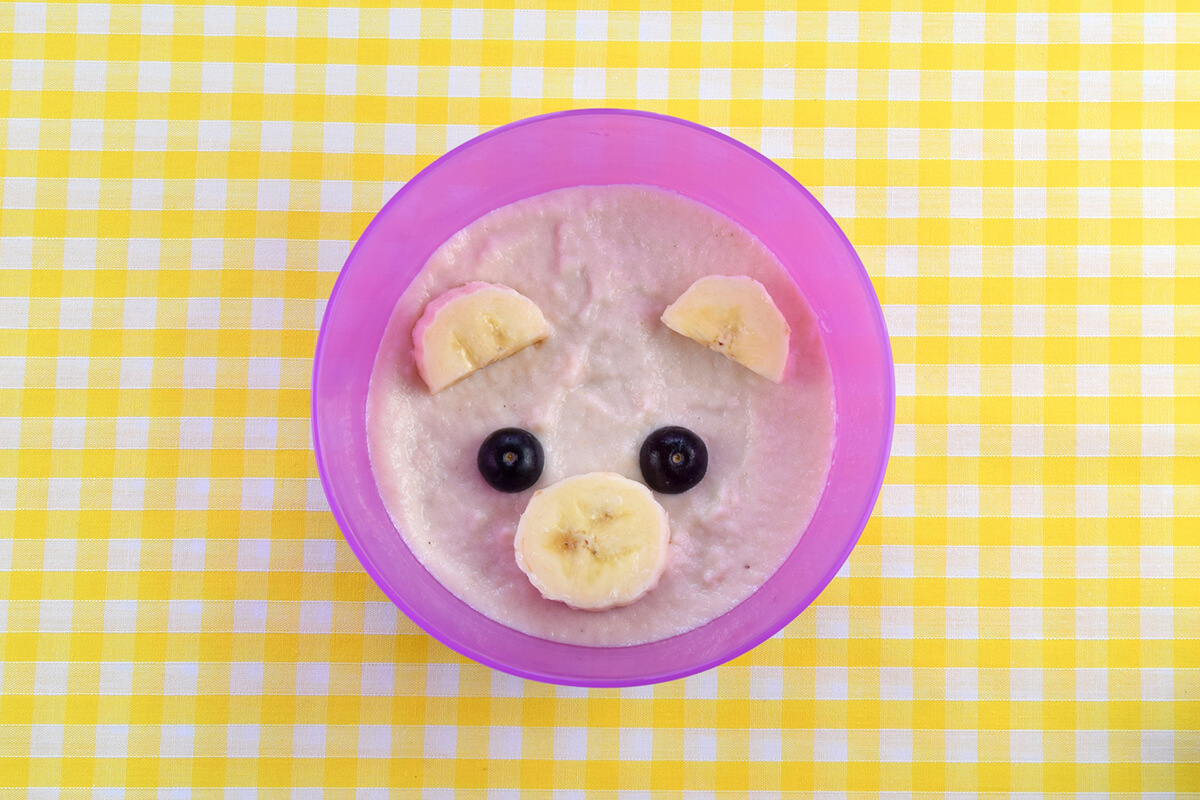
[513,472,671,611]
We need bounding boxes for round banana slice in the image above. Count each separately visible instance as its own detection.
[661,275,791,382]
[514,472,671,611]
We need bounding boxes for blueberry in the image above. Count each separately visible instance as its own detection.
[478,428,544,492]
[639,426,707,494]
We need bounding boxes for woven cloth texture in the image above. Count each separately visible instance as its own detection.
[0,2,1196,794]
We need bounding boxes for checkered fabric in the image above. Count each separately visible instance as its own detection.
[1,1,1196,794]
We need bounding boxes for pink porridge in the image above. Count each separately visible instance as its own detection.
[366,185,835,646]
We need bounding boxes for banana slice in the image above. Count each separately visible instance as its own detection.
[514,472,671,611]
[412,282,550,393]
[661,275,791,382]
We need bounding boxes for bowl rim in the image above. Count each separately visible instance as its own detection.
[311,108,895,686]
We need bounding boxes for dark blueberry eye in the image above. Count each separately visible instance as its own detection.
[639,426,707,494]
[478,428,544,492]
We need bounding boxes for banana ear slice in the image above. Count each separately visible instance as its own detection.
[412,282,550,393]
[661,275,791,382]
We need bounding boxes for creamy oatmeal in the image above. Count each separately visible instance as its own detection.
[366,185,835,646]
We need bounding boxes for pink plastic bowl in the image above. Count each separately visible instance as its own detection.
[312,109,894,686]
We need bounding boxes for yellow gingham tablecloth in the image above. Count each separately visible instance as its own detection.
[2,1,1197,794]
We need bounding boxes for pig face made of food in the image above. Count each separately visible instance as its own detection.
[366,186,835,643]
[409,275,793,611]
